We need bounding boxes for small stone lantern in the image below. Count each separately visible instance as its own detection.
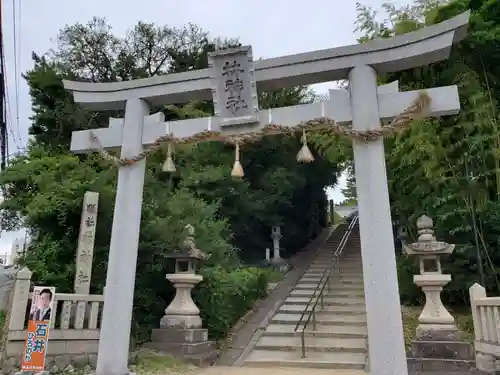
[271,226,282,262]
[403,215,456,334]
[160,224,207,329]
[147,224,217,365]
[404,215,474,369]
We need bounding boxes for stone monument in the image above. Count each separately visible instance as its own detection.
[145,225,217,365]
[74,191,99,294]
[404,215,475,373]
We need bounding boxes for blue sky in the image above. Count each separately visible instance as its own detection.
[0,0,403,255]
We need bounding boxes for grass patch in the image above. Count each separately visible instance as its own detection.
[266,269,285,283]
[130,350,195,374]
[401,306,473,349]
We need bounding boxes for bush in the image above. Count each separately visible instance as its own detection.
[397,254,425,306]
[194,266,269,340]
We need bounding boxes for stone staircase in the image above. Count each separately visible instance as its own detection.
[243,223,367,369]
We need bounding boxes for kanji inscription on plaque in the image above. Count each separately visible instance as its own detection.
[208,46,259,127]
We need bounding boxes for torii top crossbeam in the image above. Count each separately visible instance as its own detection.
[63,11,469,110]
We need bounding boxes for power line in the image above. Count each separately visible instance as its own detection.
[0,0,24,169]
[11,0,21,144]
[0,0,8,169]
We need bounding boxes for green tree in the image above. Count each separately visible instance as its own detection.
[352,0,500,305]
[340,163,357,203]
[0,18,341,340]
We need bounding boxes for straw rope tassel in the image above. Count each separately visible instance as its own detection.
[297,129,314,163]
[162,143,176,172]
[231,142,244,178]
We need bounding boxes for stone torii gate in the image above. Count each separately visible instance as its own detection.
[63,11,469,375]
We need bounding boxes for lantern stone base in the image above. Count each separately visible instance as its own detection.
[144,328,217,367]
[407,325,477,373]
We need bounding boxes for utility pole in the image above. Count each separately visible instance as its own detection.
[0,0,8,170]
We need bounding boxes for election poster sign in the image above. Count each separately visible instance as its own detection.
[21,286,56,372]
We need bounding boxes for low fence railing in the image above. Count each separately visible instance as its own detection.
[5,267,104,362]
[469,283,500,373]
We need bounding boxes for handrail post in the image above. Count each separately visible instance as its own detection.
[320,290,325,309]
[312,310,317,330]
[301,330,306,358]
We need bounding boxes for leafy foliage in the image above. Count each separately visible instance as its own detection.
[193,266,269,340]
[351,0,500,305]
[340,162,357,203]
[0,18,340,341]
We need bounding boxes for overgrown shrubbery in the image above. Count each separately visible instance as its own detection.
[194,266,269,340]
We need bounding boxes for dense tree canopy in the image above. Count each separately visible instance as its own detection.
[0,18,340,339]
[351,0,500,305]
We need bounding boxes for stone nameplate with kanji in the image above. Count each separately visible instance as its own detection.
[208,45,259,129]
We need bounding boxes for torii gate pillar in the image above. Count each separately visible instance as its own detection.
[350,65,407,374]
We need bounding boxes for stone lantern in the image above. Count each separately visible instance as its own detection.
[403,215,456,334]
[146,224,217,365]
[404,215,474,372]
[271,226,282,262]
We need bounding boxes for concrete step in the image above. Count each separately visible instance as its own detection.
[299,279,363,286]
[303,271,363,276]
[290,291,364,300]
[306,269,362,274]
[290,290,365,298]
[300,275,362,280]
[312,256,361,260]
[301,275,363,281]
[255,336,367,353]
[314,259,361,263]
[313,260,361,263]
[243,349,366,369]
[279,304,366,314]
[301,274,363,281]
[295,283,364,291]
[284,296,365,306]
[308,264,362,270]
[293,287,364,294]
[295,279,364,286]
[271,313,366,325]
[264,323,368,337]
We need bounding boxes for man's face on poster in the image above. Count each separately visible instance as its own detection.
[38,292,51,309]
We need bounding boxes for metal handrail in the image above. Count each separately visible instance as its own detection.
[294,215,359,358]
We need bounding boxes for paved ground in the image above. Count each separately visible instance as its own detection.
[196,368,483,375]
[197,367,366,375]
